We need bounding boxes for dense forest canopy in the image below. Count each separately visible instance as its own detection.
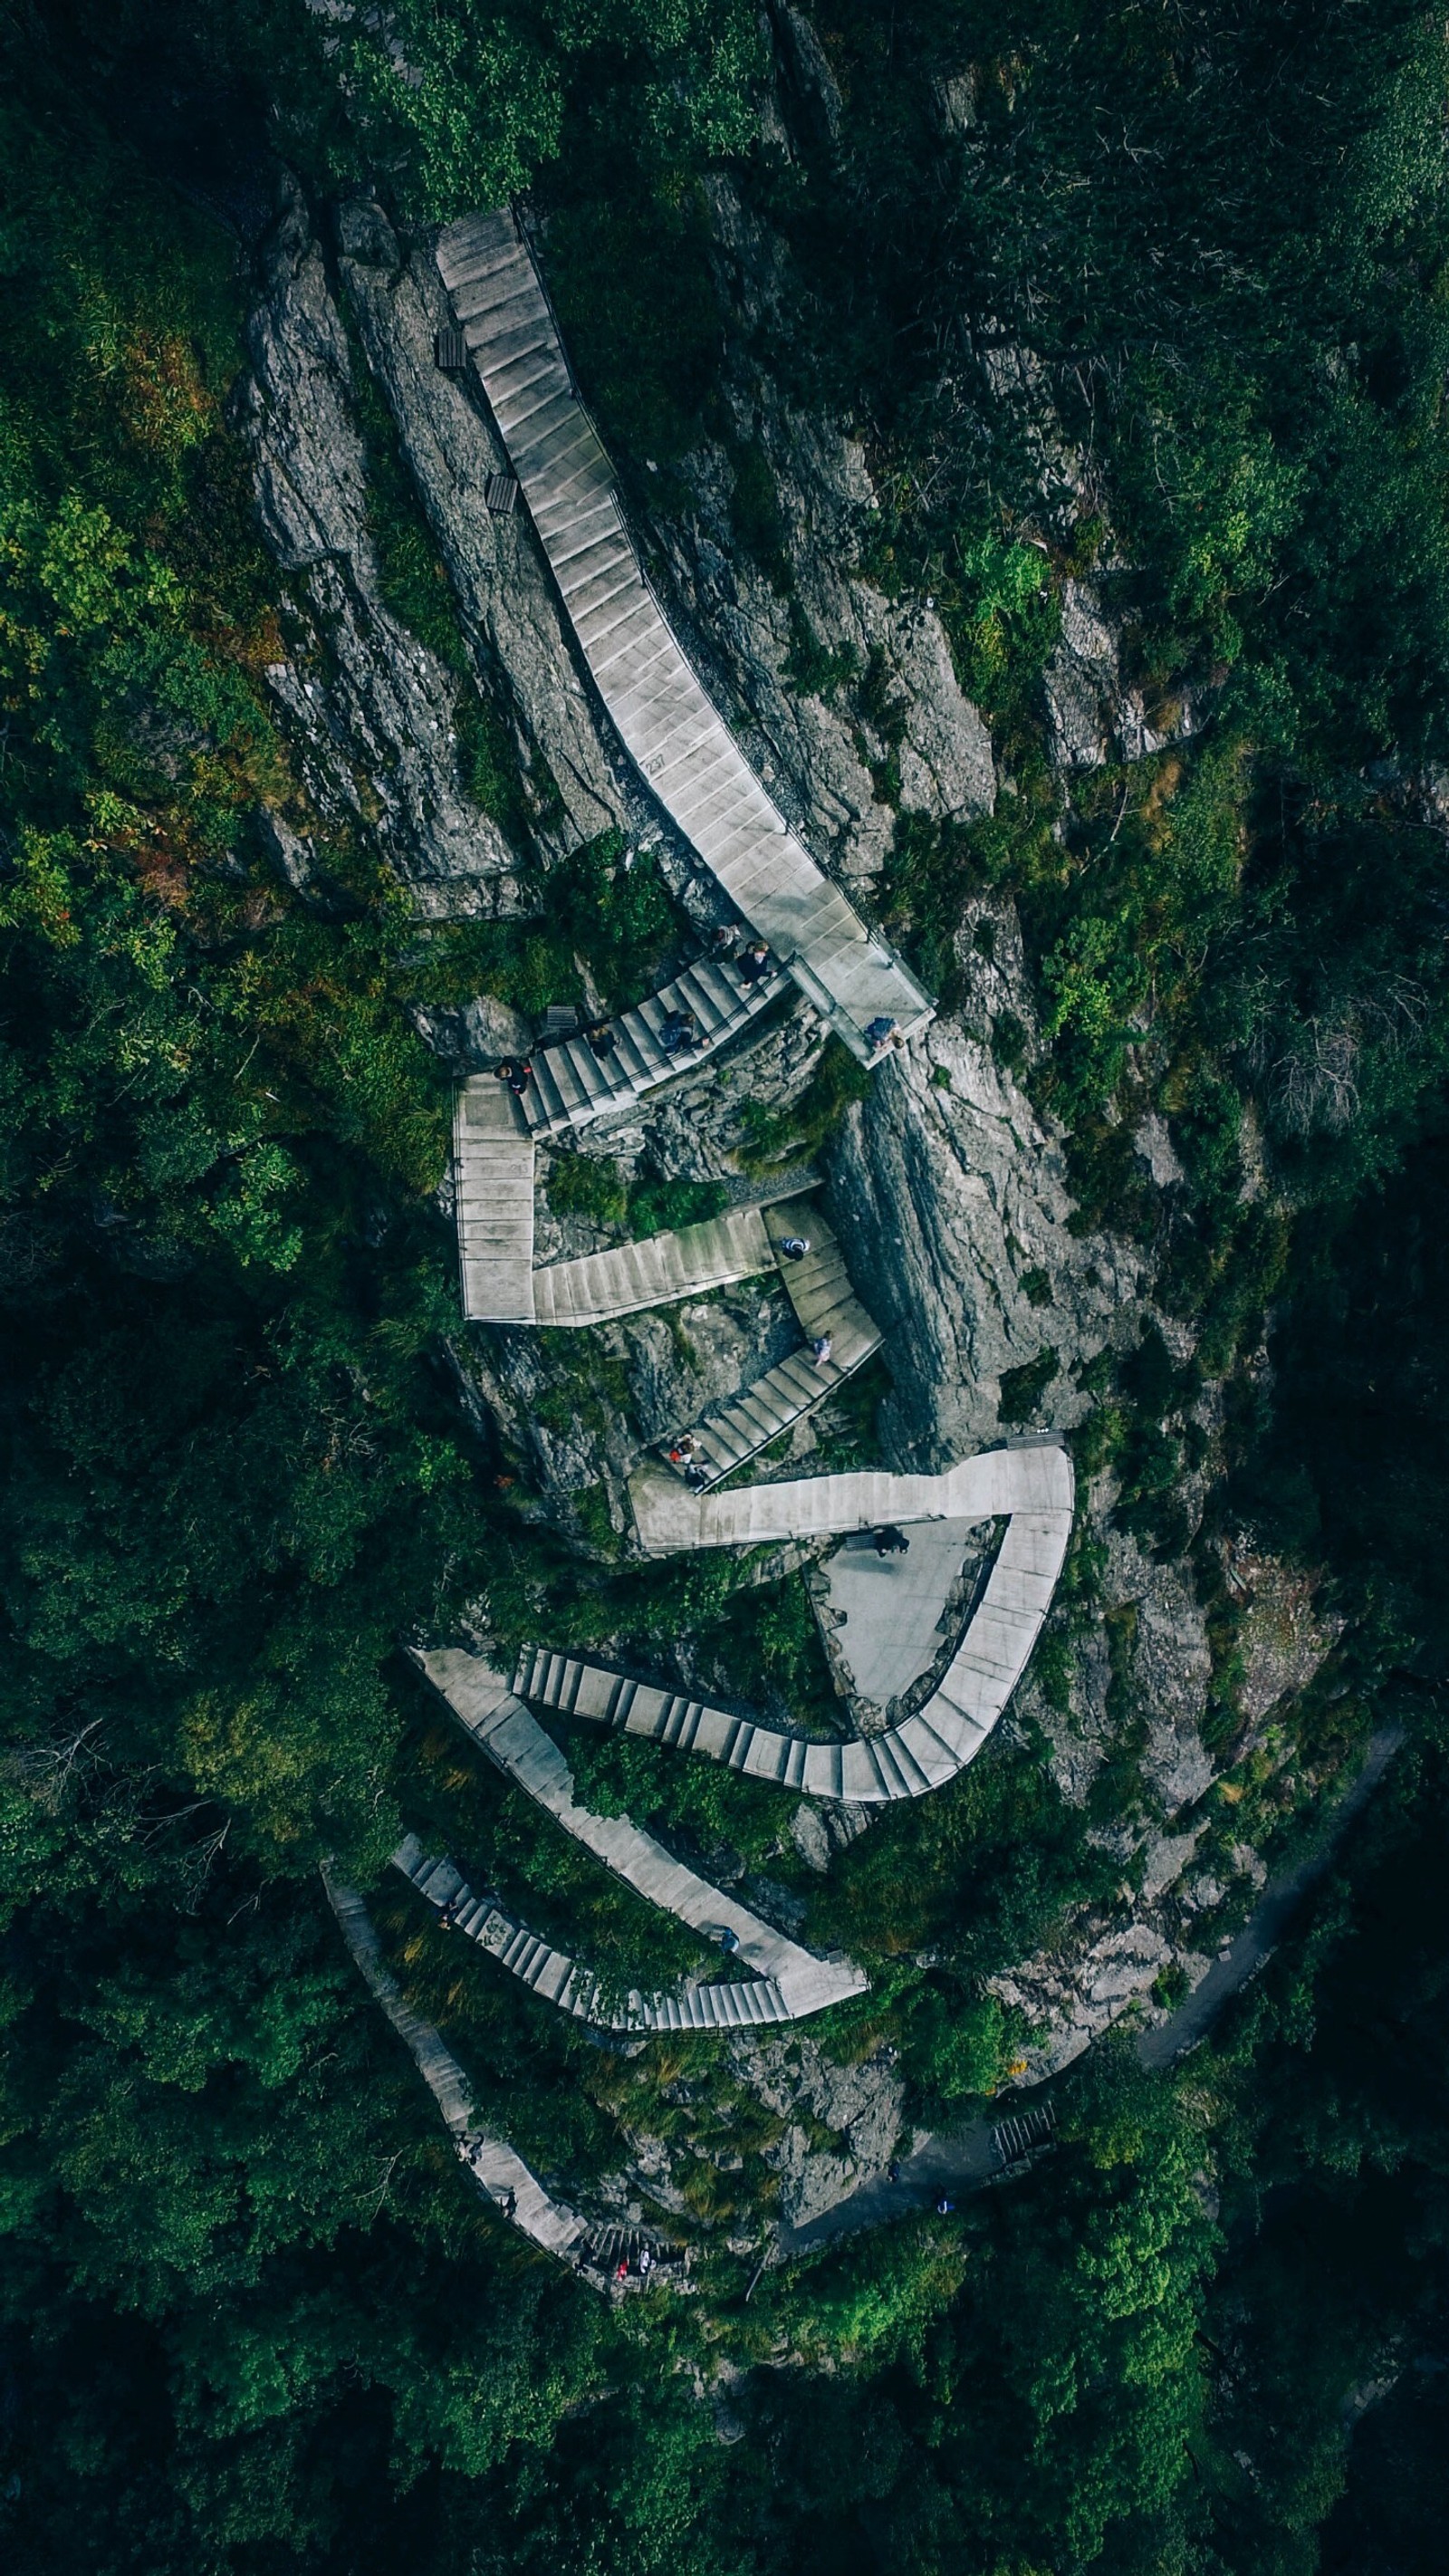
[4,2,1449,2571]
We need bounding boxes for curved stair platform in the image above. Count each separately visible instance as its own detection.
[436,209,933,1063]
[631,1436,1072,1554]
[411,1648,868,2023]
[512,953,791,1142]
[512,1453,1070,1802]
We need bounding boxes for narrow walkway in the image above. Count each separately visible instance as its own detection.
[782,1725,1407,2256]
[510,953,790,1142]
[531,1200,779,1328]
[452,1101,815,1328]
[513,1446,1070,1803]
[630,1437,1072,1553]
[666,1209,884,1485]
[394,1832,849,2033]
[452,956,792,1323]
[415,1646,868,2021]
[454,1079,535,1324]
[435,210,933,1063]
[1136,1721,1406,2069]
[321,1863,588,2260]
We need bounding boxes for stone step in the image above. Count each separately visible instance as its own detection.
[530,1203,774,1328]
[453,1077,537,1322]
[662,1212,884,1485]
[451,953,796,1311]
[416,1647,870,2023]
[513,954,789,1143]
[397,1828,811,2037]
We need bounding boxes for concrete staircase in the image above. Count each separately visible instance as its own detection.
[321,1866,587,2260]
[394,1836,597,2014]
[436,209,933,1065]
[512,1452,1070,1803]
[630,1431,1073,1555]
[394,1827,839,2033]
[451,977,807,1324]
[989,2100,1058,2172]
[577,2223,688,2288]
[532,1201,776,1328]
[453,1110,792,1329]
[412,1648,868,2024]
[511,952,791,1143]
[663,1208,884,1485]
[454,1079,535,1324]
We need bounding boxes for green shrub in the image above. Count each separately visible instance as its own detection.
[627,1173,728,1237]
[901,1981,1014,2110]
[998,1348,1060,1425]
[439,834,683,1018]
[736,1036,872,1169]
[546,1152,628,1229]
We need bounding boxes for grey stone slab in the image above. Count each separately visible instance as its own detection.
[822,1519,984,1709]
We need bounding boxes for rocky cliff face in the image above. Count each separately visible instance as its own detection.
[634,175,997,888]
[244,183,523,915]
[827,925,1147,1468]
[1043,575,1204,771]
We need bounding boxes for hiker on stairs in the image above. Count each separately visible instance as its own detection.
[811,1334,833,1367]
[659,1006,699,1054]
[494,1057,533,1097]
[584,1019,616,1058]
[738,940,773,986]
[778,1233,811,1261]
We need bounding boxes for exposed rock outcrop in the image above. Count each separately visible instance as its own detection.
[240,137,1329,2189]
[730,2028,904,2227]
[1043,576,1201,771]
[826,909,1147,1465]
[633,177,996,886]
[244,182,523,914]
[333,197,643,856]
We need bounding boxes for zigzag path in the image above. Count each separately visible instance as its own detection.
[332,203,1080,2283]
